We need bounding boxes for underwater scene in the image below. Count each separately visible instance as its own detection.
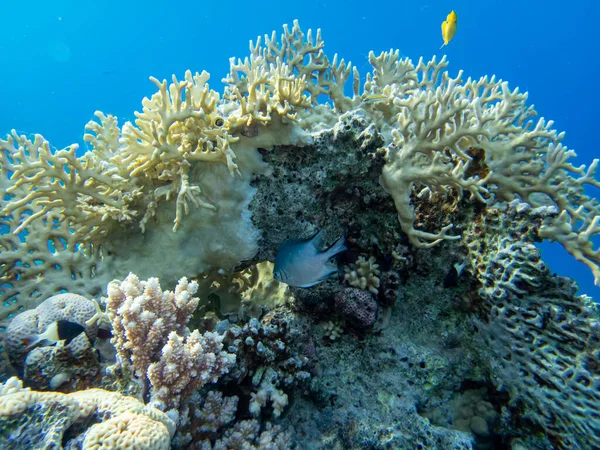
[0,0,599,449]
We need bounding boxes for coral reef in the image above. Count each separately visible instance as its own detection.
[0,18,598,450]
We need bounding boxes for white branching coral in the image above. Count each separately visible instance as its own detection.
[122,71,240,177]
[223,56,312,129]
[106,273,235,412]
[147,330,235,411]
[106,273,200,378]
[245,19,360,112]
[119,70,242,232]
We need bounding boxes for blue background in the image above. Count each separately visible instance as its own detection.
[0,0,598,297]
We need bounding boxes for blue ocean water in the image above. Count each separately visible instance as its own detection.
[0,0,598,296]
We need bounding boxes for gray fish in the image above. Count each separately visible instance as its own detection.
[25,320,86,349]
[273,230,347,288]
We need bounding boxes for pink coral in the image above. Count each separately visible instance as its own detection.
[106,273,199,378]
[147,331,235,410]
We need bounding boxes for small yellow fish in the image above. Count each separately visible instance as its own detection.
[362,94,387,104]
[440,10,458,49]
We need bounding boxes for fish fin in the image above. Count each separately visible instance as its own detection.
[439,43,446,50]
[25,337,42,349]
[309,229,327,249]
[298,265,339,288]
[323,235,347,259]
[324,261,339,273]
[297,279,327,288]
[440,20,448,50]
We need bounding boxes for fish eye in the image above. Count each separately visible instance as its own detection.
[214,116,225,127]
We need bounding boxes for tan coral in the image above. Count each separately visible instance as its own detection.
[119,70,241,231]
[121,70,239,176]
[0,379,175,449]
[106,273,200,378]
[82,412,170,450]
[344,255,381,295]
[197,261,292,317]
[0,210,111,325]
[224,55,311,129]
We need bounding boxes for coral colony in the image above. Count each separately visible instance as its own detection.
[0,21,599,449]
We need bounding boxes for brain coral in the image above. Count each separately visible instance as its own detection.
[0,377,175,449]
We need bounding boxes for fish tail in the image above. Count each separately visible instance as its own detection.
[325,235,347,258]
[26,322,59,349]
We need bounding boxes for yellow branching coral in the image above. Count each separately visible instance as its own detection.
[223,55,311,129]
[378,54,600,283]
[0,121,136,323]
[197,261,292,317]
[245,19,360,112]
[122,70,239,177]
[364,49,417,93]
[0,211,109,321]
[0,130,139,241]
[118,70,245,231]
